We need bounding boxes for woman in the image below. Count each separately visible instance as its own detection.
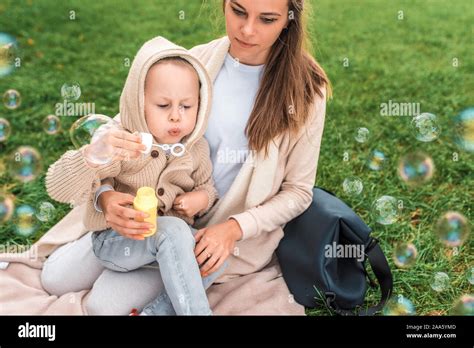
[14,0,330,315]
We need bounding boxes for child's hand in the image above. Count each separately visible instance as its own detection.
[99,190,154,240]
[173,190,209,218]
[83,128,146,167]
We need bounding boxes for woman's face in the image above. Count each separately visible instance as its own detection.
[225,0,289,66]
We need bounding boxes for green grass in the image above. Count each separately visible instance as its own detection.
[0,0,472,316]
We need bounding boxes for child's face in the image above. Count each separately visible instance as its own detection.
[144,62,200,144]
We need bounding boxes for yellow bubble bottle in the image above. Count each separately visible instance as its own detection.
[133,187,158,237]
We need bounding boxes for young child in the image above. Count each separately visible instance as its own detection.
[45,36,225,315]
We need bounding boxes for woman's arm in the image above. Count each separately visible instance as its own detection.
[228,92,327,241]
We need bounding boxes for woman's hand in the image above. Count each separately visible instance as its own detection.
[173,190,209,218]
[99,190,154,240]
[194,219,243,277]
[83,127,146,167]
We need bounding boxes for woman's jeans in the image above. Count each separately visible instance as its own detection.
[91,216,227,315]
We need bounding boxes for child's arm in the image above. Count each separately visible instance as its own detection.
[173,190,210,218]
[45,146,122,207]
[190,139,218,217]
[173,139,218,218]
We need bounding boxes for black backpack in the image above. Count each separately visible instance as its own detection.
[276,187,393,315]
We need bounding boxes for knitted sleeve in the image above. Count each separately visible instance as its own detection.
[45,145,122,207]
[190,138,218,217]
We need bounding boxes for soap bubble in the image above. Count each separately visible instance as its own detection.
[383,295,415,316]
[451,294,474,315]
[372,195,399,225]
[367,150,386,170]
[0,33,18,77]
[88,121,122,164]
[435,211,470,247]
[35,201,56,222]
[8,146,43,183]
[355,127,369,143]
[70,114,121,165]
[430,272,450,292]
[398,151,434,186]
[42,114,61,135]
[411,113,441,142]
[3,89,21,109]
[13,204,38,237]
[0,117,11,142]
[342,177,363,196]
[454,107,474,152]
[0,193,15,223]
[466,267,474,285]
[69,114,113,148]
[393,242,417,268]
[61,82,81,101]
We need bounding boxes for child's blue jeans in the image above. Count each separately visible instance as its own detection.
[91,216,227,315]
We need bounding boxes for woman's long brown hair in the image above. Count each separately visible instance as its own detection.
[223,0,332,158]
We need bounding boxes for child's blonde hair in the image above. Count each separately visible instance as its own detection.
[149,56,202,90]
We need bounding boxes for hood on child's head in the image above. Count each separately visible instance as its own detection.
[118,36,212,149]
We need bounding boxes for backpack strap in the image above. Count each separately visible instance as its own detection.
[325,238,393,316]
[360,238,393,315]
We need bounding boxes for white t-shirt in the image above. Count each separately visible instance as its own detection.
[205,53,265,199]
